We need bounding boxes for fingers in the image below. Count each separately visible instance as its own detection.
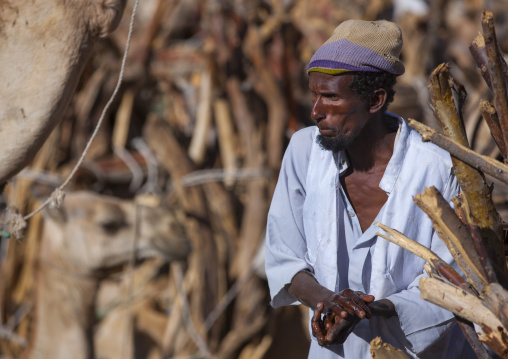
[325,317,346,343]
[325,315,361,345]
[312,301,364,346]
[312,303,327,346]
[329,304,349,319]
[360,294,375,303]
[312,302,324,322]
[338,290,372,319]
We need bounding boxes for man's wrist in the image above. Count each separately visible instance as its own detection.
[288,271,334,310]
[368,299,396,317]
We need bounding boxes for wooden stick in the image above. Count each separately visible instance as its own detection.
[188,67,213,165]
[455,317,492,359]
[427,63,469,147]
[375,222,470,290]
[482,283,508,336]
[213,98,238,188]
[112,89,134,149]
[479,100,507,159]
[369,337,411,359]
[420,278,508,358]
[469,33,508,94]
[482,11,508,152]
[413,186,489,291]
[243,26,288,173]
[409,118,508,183]
[426,64,508,286]
[377,221,490,358]
[453,194,498,284]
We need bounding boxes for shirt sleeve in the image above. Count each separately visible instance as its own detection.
[265,128,314,308]
[385,167,462,355]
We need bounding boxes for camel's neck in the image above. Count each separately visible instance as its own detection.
[27,261,99,359]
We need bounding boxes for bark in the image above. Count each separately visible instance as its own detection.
[427,64,508,287]
[375,222,470,290]
[482,283,508,334]
[413,186,489,291]
[481,11,508,153]
[370,337,411,359]
[376,221,492,359]
[409,118,508,183]
[469,34,508,95]
[452,194,498,284]
[479,101,507,159]
[420,278,508,358]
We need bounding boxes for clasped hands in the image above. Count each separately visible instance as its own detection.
[311,288,375,346]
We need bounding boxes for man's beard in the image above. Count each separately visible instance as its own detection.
[316,131,358,152]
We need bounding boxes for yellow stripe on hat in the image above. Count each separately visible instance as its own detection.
[307,68,352,75]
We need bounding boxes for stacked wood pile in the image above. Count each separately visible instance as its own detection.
[1,1,508,358]
[376,10,508,359]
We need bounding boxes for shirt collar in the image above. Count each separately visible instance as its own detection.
[336,112,408,194]
[379,113,408,194]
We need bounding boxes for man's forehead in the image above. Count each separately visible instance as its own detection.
[309,72,354,90]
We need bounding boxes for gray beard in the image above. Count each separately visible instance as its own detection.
[316,133,357,153]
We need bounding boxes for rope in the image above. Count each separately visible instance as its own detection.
[2,0,140,238]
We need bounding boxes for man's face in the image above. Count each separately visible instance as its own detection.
[309,72,369,152]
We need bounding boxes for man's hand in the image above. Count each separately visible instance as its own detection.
[311,289,375,346]
[321,289,375,319]
[311,302,361,345]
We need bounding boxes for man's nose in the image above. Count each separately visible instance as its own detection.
[311,96,324,123]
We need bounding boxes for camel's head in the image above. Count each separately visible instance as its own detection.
[41,191,190,274]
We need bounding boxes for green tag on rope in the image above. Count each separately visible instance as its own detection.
[1,231,10,238]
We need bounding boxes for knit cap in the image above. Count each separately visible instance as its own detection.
[307,19,405,76]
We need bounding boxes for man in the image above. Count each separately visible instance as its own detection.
[265,20,475,358]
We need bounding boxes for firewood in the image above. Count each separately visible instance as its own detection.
[479,100,507,159]
[188,67,213,165]
[452,194,498,284]
[375,222,470,290]
[408,118,508,183]
[481,11,508,150]
[420,278,508,358]
[482,283,508,333]
[112,90,135,149]
[213,98,238,188]
[413,186,489,291]
[369,337,410,359]
[428,63,508,287]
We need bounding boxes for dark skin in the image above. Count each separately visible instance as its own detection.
[288,72,398,346]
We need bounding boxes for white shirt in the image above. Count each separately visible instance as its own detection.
[265,114,475,358]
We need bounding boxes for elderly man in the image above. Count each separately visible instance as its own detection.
[265,20,475,358]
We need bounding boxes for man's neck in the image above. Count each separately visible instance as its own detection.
[345,113,398,173]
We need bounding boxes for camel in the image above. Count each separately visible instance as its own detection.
[0,0,127,185]
[25,191,190,359]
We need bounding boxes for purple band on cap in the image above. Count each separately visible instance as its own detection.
[307,39,404,75]
[307,59,382,73]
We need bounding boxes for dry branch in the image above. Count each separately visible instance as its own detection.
[409,118,508,183]
[452,194,498,284]
[483,283,508,333]
[427,63,508,287]
[469,33,508,95]
[413,186,489,291]
[479,100,507,159]
[369,337,410,359]
[375,222,469,289]
[420,278,508,358]
[481,11,508,150]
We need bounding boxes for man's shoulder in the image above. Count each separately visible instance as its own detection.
[285,126,318,157]
[290,126,318,143]
[406,125,453,168]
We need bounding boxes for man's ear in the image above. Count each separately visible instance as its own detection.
[369,88,388,114]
